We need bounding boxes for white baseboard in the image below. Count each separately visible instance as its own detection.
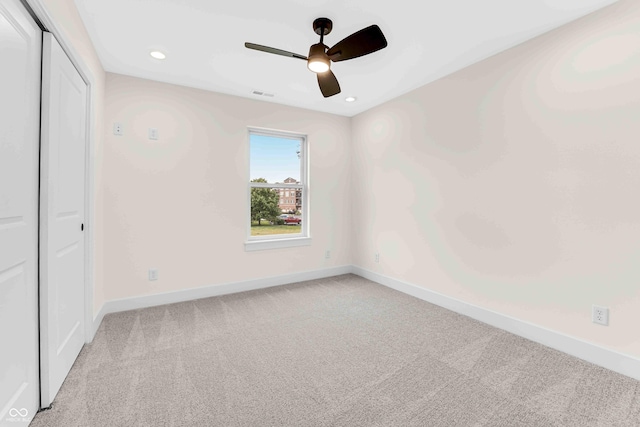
[91,265,352,334]
[351,265,640,381]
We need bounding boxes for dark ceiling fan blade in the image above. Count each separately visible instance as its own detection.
[317,70,341,98]
[244,42,308,60]
[326,25,387,62]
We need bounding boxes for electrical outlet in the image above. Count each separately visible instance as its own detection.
[325,250,331,259]
[592,305,609,326]
[375,252,380,263]
[113,122,123,136]
[148,128,159,140]
[148,268,158,281]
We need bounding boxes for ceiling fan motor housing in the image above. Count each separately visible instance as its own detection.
[308,43,328,60]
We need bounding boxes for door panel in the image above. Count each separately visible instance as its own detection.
[40,32,87,407]
[0,0,42,423]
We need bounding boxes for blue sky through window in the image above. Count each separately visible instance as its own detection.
[250,134,301,183]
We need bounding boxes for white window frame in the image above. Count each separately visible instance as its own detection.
[245,127,311,251]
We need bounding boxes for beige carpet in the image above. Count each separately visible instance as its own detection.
[31,274,640,426]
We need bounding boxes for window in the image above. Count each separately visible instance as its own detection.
[246,128,310,251]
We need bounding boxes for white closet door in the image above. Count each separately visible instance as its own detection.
[0,0,42,424]
[40,32,87,407]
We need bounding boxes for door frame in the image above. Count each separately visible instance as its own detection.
[24,0,97,344]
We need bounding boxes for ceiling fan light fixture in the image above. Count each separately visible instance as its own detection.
[307,43,330,73]
[308,59,329,73]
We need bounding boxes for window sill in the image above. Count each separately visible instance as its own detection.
[244,237,312,252]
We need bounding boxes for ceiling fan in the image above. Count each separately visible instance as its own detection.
[245,18,387,98]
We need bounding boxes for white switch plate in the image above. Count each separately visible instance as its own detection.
[148,128,159,140]
[113,122,123,136]
[325,250,331,259]
[148,269,158,281]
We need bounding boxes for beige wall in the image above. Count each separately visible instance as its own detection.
[38,0,106,316]
[352,0,640,358]
[103,73,351,301]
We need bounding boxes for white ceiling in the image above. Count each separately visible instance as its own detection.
[74,0,619,117]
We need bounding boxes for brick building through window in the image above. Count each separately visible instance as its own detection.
[277,177,302,213]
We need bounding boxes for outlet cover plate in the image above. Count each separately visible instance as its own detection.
[592,305,609,326]
[148,269,158,281]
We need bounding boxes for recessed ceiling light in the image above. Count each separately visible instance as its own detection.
[150,51,166,60]
[345,96,357,102]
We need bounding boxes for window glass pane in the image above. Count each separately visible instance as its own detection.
[250,186,303,236]
[250,134,301,184]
